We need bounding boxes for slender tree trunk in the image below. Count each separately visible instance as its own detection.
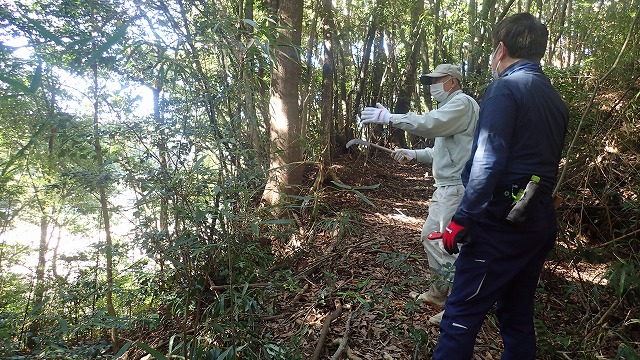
[433,0,442,66]
[477,0,498,71]
[372,29,385,106]
[391,0,424,148]
[321,0,335,166]
[241,0,265,169]
[26,215,48,349]
[302,4,319,138]
[354,15,377,110]
[566,0,573,67]
[51,228,61,278]
[262,0,304,206]
[152,72,169,278]
[467,0,478,74]
[336,34,351,151]
[92,51,118,350]
[548,0,568,66]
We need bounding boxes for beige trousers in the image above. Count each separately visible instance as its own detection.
[420,184,465,273]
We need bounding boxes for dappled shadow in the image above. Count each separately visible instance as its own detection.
[260,151,639,359]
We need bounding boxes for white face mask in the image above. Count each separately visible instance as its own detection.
[490,46,501,80]
[429,77,450,103]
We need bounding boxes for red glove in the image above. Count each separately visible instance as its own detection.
[442,220,468,255]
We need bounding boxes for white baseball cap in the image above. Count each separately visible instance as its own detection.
[420,64,463,85]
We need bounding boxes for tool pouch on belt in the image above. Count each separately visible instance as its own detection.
[506,177,540,224]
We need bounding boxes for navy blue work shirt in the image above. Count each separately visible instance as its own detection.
[455,59,569,223]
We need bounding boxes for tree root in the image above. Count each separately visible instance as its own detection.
[330,311,352,360]
[311,302,343,360]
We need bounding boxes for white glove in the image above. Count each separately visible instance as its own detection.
[391,149,416,164]
[360,103,390,125]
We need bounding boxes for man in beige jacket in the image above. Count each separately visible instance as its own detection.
[360,64,479,324]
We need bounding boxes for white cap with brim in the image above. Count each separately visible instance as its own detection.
[420,64,463,85]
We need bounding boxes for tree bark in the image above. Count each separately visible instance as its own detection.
[321,0,335,166]
[391,0,424,148]
[91,44,118,350]
[432,0,442,66]
[467,0,478,74]
[26,215,48,349]
[262,0,304,205]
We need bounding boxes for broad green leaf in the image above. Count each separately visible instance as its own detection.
[28,18,64,45]
[113,341,133,359]
[353,183,380,190]
[0,74,30,93]
[353,189,374,206]
[58,318,69,334]
[27,63,42,93]
[331,181,352,189]
[87,24,129,64]
[67,36,94,48]
[243,19,259,29]
[136,341,169,360]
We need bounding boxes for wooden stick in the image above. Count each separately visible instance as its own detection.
[311,303,343,360]
[330,311,352,360]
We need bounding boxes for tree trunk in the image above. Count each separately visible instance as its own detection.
[354,15,377,110]
[433,0,442,66]
[391,0,424,148]
[26,215,48,349]
[302,4,319,138]
[92,51,118,350]
[262,0,304,206]
[467,0,478,74]
[476,0,498,72]
[321,0,335,166]
[548,0,568,66]
[152,73,168,277]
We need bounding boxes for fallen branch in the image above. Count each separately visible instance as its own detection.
[330,311,352,360]
[345,347,363,360]
[311,302,343,360]
[593,228,640,248]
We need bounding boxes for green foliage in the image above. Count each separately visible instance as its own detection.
[330,181,380,206]
[616,344,640,360]
[0,0,638,358]
[606,258,640,301]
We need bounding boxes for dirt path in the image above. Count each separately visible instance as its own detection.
[263,152,504,359]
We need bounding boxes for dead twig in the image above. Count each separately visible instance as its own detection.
[311,301,343,360]
[330,310,353,360]
[593,228,640,248]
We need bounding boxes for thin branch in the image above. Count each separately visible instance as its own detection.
[311,302,343,360]
[330,310,352,360]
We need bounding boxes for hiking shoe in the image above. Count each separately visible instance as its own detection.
[429,310,444,325]
[417,282,448,307]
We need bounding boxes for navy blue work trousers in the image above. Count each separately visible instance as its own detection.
[433,196,557,360]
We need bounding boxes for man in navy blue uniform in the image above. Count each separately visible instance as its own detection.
[433,13,569,359]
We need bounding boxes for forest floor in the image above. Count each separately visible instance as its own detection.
[259,151,637,360]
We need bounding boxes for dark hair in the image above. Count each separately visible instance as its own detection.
[492,13,548,61]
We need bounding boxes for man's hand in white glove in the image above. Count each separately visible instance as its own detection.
[360,103,390,125]
[391,149,417,164]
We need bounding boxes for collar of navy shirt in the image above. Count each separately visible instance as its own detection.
[498,59,542,78]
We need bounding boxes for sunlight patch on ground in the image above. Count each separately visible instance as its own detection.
[402,174,430,181]
[388,208,424,226]
[369,210,424,228]
[548,260,610,286]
